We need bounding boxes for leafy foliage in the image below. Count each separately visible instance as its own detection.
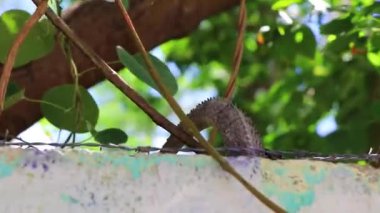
[117,46,178,95]
[0,10,55,67]
[91,69,168,147]
[162,0,380,154]
[41,84,99,133]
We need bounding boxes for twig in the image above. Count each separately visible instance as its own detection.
[223,2,286,211]
[78,60,121,77]
[30,0,199,148]
[115,1,285,212]
[209,0,247,146]
[0,0,49,113]
[224,0,246,99]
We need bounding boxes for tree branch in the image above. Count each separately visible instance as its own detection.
[0,0,239,136]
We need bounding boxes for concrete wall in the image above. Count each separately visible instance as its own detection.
[0,148,379,212]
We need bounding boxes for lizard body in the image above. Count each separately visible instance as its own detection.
[163,98,262,155]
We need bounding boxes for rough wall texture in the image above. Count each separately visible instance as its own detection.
[0,148,379,212]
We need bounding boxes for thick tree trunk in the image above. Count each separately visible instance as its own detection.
[0,0,240,136]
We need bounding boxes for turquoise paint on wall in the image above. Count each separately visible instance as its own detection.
[0,160,15,178]
[60,194,80,204]
[93,154,212,179]
[303,166,327,185]
[262,183,316,213]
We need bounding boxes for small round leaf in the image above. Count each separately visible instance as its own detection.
[94,128,128,145]
[0,10,55,67]
[41,84,99,133]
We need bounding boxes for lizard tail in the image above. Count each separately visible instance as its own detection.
[162,98,262,155]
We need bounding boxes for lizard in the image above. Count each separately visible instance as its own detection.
[162,98,263,155]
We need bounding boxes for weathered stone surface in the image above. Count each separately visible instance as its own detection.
[0,148,378,212]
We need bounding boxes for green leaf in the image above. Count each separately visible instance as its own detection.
[134,53,178,93]
[0,10,56,67]
[116,46,178,95]
[272,0,302,10]
[363,1,380,15]
[272,27,297,61]
[94,128,128,145]
[367,51,380,67]
[325,33,356,53]
[320,16,353,35]
[368,33,380,52]
[4,82,24,110]
[295,26,316,58]
[41,84,99,133]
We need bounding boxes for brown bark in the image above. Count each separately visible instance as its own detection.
[0,0,239,136]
